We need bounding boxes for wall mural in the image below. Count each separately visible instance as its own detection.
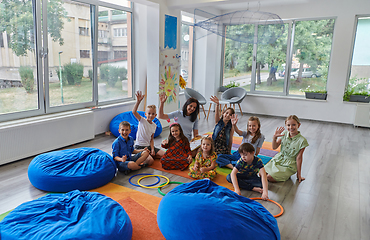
[158,47,180,103]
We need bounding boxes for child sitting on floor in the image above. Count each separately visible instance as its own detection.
[188,136,217,179]
[132,90,165,164]
[160,123,192,170]
[217,115,265,169]
[112,121,150,174]
[227,143,268,200]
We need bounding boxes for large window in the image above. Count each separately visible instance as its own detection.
[222,18,335,96]
[0,0,133,121]
[347,16,370,96]
[98,6,132,102]
[181,14,194,89]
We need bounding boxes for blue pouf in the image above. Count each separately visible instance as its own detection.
[157,180,280,240]
[28,148,117,192]
[109,111,162,139]
[0,190,132,240]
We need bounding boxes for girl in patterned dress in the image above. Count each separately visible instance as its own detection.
[264,115,309,183]
[160,123,192,170]
[210,96,235,155]
[188,137,217,179]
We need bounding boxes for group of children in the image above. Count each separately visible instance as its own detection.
[112,91,309,200]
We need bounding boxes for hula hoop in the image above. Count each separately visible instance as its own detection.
[137,174,170,189]
[250,197,284,218]
[158,181,184,196]
[128,173,160,187]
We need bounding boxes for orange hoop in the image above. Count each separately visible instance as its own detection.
[250,198,284,218]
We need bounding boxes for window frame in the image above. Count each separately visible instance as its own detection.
[0,0,134,122]
[180,14,194,92]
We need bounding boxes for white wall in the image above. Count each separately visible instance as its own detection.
[189,0,370,124]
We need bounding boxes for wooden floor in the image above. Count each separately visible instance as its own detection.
[1,112,369,240]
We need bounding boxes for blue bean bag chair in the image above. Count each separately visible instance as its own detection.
[157,180,280,240]
[28,148,117,192]
[0,190,132,240]
[109,111,162,139]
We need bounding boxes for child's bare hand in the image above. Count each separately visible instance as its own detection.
[274,126,285,138]
[151,149,155,156]
[187,155,193,163]
[210,95,219,104]
[143,147,150,153]
[135,91,145,102]
[159,93,167,103]
[261,192,269,201]
[200,167,206,173]
[231,114,238,125]
[122,155,127,162]
[162,139,168,145]
[235,189,241,195]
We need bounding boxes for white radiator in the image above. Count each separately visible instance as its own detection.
[354,103,370,128]
[0,110,95,165]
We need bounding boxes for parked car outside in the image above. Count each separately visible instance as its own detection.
[290,68,321,78]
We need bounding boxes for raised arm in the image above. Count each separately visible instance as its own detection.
[296,148,306,182]
[133,90,145,121]
[210,95,220,124]
[272,126,284,150]
[158,93,169,120]
[231,114,243,136]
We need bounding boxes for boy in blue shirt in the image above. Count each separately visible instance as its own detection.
[227,143,269,200]
[112,121,150,174]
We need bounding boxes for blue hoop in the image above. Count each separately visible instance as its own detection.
[129,173,160,187]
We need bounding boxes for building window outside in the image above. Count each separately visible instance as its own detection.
[79,27,89,36]
[113,28,127,37]
[80,50,90,58]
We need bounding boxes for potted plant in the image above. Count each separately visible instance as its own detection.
[219,81,240,92]
[343,78,370,103]
[301,86,327,100]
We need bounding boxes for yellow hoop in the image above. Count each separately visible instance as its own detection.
[137,174,170,189]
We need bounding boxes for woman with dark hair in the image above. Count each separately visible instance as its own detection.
[158,93,200,142]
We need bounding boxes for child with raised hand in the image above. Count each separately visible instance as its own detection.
[188,136,217,179]
[160,123,192,170]
[264,115,309,183]
[112,121,150,174]
[210,95,235,155]
[227,143,268,200]
[132,91,164,166]
[217,115,265,169]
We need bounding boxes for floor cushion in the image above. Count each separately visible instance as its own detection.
[28,148,117,192]
[0,190,132,240]
[157,179,280,240]
[109,111,162,139]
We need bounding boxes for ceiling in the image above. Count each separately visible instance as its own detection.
[166,0,310,12]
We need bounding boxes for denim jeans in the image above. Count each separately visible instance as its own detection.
[226,173,262,191]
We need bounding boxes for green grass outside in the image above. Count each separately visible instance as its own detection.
[0,78,128,115]
[243,77,326,95]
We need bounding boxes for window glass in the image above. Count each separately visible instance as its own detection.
[254,23,289,93]
[98,6,132,102]
[181,23,193,89]
[99,0,131,8]
[0,0,39,115]
[223,24,254,89]
[47,0,93,107]
[348,17,370,95]
[288,19,334,95]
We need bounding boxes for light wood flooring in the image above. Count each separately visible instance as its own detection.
[1,112,369,240]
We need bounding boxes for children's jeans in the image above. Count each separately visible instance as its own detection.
[226,173,262,191]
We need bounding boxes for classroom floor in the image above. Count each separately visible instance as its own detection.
[1,112,369,240]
